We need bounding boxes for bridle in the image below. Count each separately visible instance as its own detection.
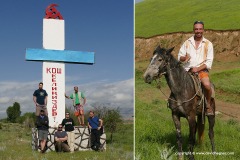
[156,54,178,77]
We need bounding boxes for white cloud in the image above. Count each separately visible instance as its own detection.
[0,97,11,104]
[0,81,37,118]
[0,79,134,119]
[66,78,134,118]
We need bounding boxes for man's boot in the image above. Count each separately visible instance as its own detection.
[205,102,214,116]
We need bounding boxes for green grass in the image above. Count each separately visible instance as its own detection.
[211,69,240,104]
[0,123,133,160]
[211,69,240,94]
[135,0,240,37]
[135,65,240,160]
[135,98,240,160]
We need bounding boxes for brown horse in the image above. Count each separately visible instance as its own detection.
[143,46,215,160]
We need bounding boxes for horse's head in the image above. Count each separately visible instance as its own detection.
[143,45,174,83]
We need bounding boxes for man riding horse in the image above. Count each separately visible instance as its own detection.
[178,21,214,116]
[143,21,216,160]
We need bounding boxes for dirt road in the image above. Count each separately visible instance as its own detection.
[216,100,240,122]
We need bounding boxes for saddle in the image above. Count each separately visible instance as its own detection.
[190,73,215,114]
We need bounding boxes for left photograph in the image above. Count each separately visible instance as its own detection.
[0,1,134,159]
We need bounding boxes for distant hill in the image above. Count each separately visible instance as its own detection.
[135,0,240,37]
[135,30,240,62]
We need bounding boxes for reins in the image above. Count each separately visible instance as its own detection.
[155,62,202,105]
[155,79,201,104]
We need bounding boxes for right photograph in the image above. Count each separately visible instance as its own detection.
[135,1,240,160]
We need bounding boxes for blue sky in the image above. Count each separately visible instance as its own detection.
[0,0,134,118]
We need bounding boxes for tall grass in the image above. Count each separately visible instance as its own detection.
[135,0,240,37]
[135,65,240,160]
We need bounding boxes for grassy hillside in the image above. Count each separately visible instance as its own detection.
[135,63,240,160]
[135,0,240,37]
[0,123,133,160]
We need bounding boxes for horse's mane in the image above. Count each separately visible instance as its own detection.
[155,47,180,70]
[168,52,180,69]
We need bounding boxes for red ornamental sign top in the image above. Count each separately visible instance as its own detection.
[45,4,63,20]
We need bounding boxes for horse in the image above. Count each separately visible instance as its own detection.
[143,46,215,160]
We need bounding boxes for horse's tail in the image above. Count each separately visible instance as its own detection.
[197,114,205,144]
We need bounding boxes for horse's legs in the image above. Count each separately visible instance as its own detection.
[208,99,215,152]
[172,113,183,159]
[188,114,196,160]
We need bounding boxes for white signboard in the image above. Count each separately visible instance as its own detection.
[43,62,65,127]
[43,19,65,127]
